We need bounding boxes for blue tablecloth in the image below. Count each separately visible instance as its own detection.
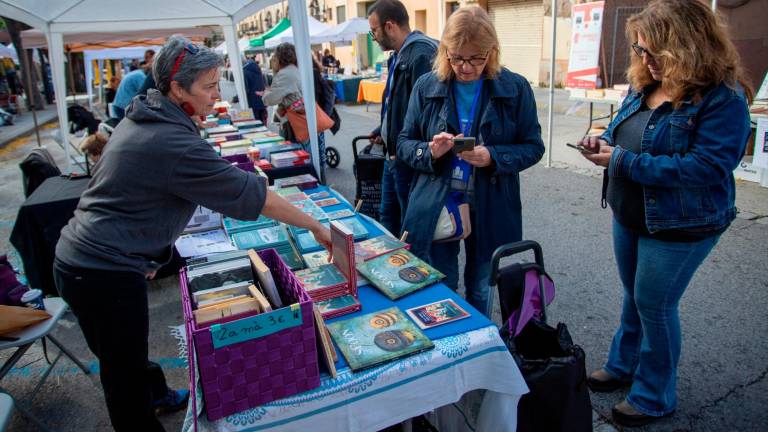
[181,185,527,432]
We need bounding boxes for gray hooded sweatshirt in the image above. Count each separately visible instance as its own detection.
[56,90,268,274]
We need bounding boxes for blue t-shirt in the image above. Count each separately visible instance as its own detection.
[451,79,482,194]
[113,69,147,109]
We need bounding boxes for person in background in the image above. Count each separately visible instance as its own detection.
[397,6,544,315]
[263,43,303,142]
[243,55,268,125]
[137,49,158,96]
[80,132,108,164]
[114,55,153,120]
[367,0,438,237]
[54,35,331,432]
[105,76,121,104]
[321,49,337,69]
[578,0,752,427]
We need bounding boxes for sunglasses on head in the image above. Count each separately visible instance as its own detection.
[170,43,200,81]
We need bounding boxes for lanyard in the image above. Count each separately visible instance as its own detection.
[380,55,398,121]
[454,78,484,137]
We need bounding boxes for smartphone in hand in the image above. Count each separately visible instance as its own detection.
[566,142,597,154]
[452,137,476,154]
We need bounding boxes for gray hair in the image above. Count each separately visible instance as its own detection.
[153,35,224,94]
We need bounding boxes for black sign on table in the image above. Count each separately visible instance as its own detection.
[10,176,89,296]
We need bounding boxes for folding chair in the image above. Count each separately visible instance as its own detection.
[0,298,91,432]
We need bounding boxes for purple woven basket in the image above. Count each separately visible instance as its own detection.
[222,153,249,164]
[181,248,320,422]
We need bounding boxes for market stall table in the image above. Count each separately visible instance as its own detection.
[9,176,89,296]
[569,96,623,136]
[357,79,386,110]
[328,76,364,103]
[180,185,528,432]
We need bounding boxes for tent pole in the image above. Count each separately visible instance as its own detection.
[223,23,248,111]
[711,0,717,11]
[289,0,323,182]
[23,49,41,147]
[48,31,72,173]
[546,0,558,168]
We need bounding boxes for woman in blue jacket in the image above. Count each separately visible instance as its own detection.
[397,6,544,316]
[579,0,753,427]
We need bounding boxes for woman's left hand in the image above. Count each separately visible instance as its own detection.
[459,145,492,167]
[583,146,613,167]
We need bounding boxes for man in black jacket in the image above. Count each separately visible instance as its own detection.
[368,0,437,237]
[243,57,268,125]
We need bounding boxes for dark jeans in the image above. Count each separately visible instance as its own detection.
[379,158,414,237]
[113,105,126,121]
[252,108,268,126]
[53,259,170,432]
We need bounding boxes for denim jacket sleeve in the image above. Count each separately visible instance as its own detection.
[609,91,750,187]
[397,76,434,174]
[486,78,545,175]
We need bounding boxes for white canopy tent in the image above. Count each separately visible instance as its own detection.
[20,27,215,49]
[310,17,370,45]
[265,15,330,48]
[214,37,252,55]
[82,45,162,111]
[1,0,322,178]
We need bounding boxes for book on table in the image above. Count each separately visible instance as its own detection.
[335,216,369,240]
[231,225,290,250]
[302,249,372,289]
[356,249,445,300]
[354,235,409,261]
[183,206,222,234]
[222,215,277,236]
[273,174,319,190]
[326,306,434,372]
[294,221,361,318]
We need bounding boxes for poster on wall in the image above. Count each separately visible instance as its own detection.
[753,118,768,170]
[566,1,605,89]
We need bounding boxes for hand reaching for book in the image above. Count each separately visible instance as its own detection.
[311,224,333,253]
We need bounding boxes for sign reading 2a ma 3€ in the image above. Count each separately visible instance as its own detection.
[566,1,605,89]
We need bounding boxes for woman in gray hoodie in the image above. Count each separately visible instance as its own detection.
[54,36,330,432]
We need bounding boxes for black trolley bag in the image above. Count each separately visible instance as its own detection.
[490,240,592,432]
[351,135,385,221]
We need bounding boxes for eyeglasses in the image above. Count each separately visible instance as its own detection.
[631,43,653,58]
[447,52,489,67]
[368,26,378,38]
[170,43,200,81]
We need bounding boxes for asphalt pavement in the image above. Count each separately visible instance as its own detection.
[0,88,766,431]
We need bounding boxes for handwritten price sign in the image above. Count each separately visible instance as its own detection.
[210,303,303,349]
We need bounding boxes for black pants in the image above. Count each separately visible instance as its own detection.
[53,259,170,432]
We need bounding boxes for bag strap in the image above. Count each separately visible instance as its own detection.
[601,168,608,209]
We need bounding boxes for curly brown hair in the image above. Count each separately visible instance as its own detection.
[625,0,753,107]
[273,43,298,70]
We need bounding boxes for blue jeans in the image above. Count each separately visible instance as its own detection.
[605,219,720,416]
[379,158,414,237]
[429,213,492,316]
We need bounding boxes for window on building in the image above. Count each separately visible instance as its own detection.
[415,9,427,33]
[337,5,346,23]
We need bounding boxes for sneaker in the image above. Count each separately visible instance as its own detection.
[611,399,675,427]
[587,368,632,393]
[152,389,190,415]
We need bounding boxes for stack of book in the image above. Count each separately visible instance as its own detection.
[274,174,319,190]
[270,150,311,168]
[335,215,369,240]
[295,221,360,319]
[186,250,284,326]
[291,199,328,222]
[354,235,409,261]
[230,225,304,270]
[222,215,277,237]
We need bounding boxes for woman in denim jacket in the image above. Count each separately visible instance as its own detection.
[579,1,753,427]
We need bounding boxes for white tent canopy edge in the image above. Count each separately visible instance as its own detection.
[0,0,321,178]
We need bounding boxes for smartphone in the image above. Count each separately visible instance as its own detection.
[452,137,476,153]
[566,142,597,154]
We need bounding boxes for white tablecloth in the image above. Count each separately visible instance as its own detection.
[182,325,527,432]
